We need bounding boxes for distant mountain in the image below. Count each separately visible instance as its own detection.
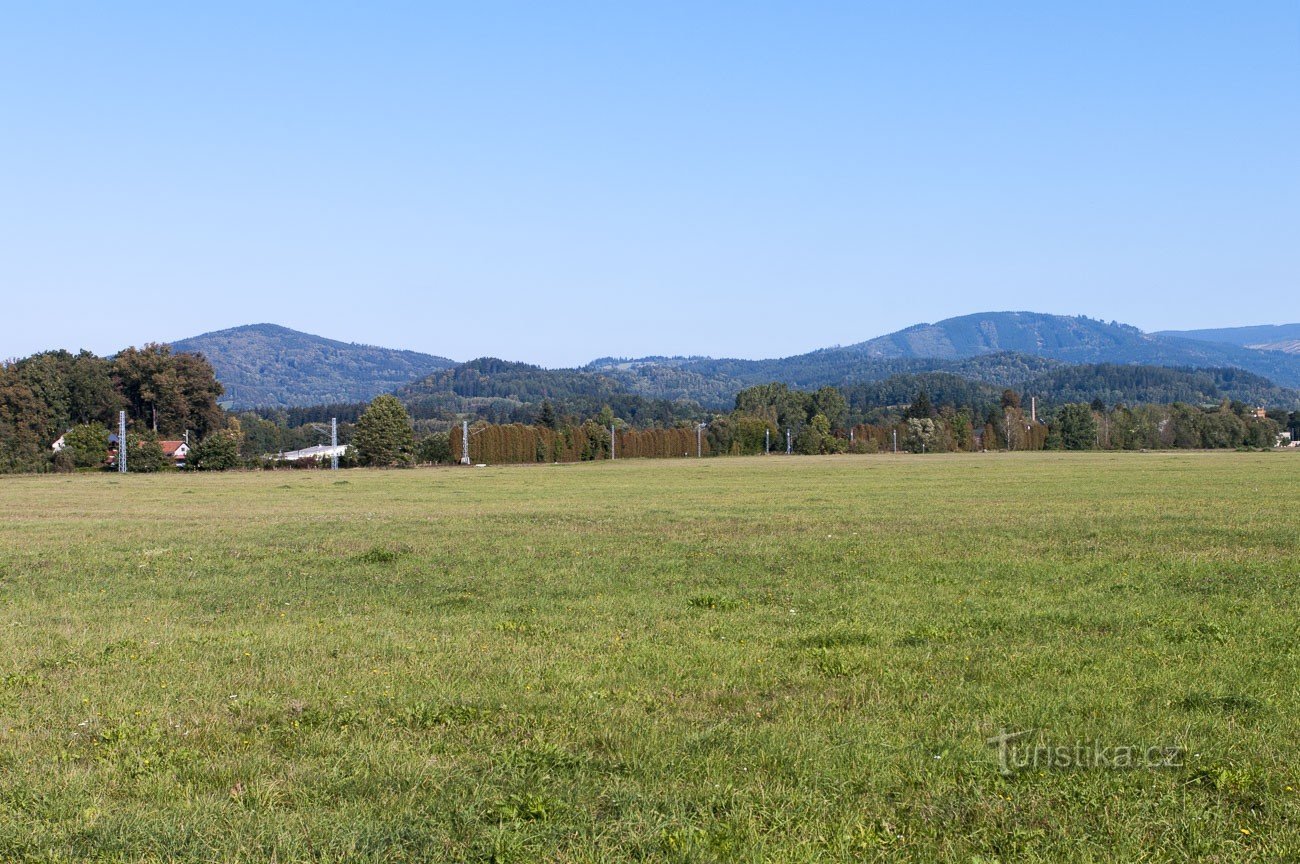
[845,311,1144,360]
[845,312,1300,383]
[171,324,454,408]
[174,312,1300,413]
[1156,323,1300,354]
[594,312,1300,395]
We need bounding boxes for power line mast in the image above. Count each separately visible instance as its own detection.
[786,428,792,455]
[117,411,127,473]
[765,428,770,454]
[330,417,339,470]
[460,420,471,465]
[893,428,898,454]
[696,423,704,458]
[610,424,615,459]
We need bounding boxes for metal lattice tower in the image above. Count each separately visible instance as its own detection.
[786,428,792,455]
[460,420,471,465]
[117,411,127,473]
[330,418,339,470]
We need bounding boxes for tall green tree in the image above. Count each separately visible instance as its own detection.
[536,400,557,430]
[1056,404,1098,450]
[112,344,224,438]
[811,386,848,430]
[353,395,415,467]
[905,390,936,419]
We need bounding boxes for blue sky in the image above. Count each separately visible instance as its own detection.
[2,2,1296,367]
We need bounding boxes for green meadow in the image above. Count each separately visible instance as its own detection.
[1,452,1297,862]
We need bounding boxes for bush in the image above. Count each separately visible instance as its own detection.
[418,432,452,464]
[124,433,168,473]
[50,448,76,473]
[62,422,111,468]
[190,430,241,471]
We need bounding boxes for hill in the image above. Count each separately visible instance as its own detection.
[397,354,1299,424]
[171,324,454,408]
[595,312,1300,396]
[392,358,700,426]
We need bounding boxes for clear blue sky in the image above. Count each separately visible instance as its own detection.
[2,2,1296,367]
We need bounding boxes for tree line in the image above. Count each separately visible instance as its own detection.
[0,345,227,473]
[3,342,1295,475]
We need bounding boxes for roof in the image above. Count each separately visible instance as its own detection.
[159,440,187,457]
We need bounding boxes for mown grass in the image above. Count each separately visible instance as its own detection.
[0,451,1297,862]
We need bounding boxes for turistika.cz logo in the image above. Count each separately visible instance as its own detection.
[986,729,1184,776]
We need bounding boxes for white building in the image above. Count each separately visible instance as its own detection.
[273,444,350,462]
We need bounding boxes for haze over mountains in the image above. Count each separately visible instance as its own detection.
[169,312,1300,411]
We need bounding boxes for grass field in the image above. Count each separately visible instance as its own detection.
[1,452,1298,862]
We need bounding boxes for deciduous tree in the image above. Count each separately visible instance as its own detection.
[353,395,415,467]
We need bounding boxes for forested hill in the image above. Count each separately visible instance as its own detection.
[394,356,1299,423]
[392,358,699,426]
[842,365,1296,418]
[171,324,454,408]
[587,314,1300,399]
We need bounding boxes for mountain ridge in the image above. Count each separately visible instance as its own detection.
[170,313,1300,410]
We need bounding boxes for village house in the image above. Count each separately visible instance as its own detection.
[160,440,190,466]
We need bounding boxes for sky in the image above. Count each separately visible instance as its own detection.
[1,2,1296,367]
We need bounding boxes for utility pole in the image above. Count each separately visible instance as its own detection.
[118,411,127,473]
[696,423,704,458]
[460,420,471,465]
[892,428,897,454]
[765,428,770,455]
[330,417,339,470]
[786,428,792,455]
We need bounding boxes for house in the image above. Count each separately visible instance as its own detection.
[160,440,190,466]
